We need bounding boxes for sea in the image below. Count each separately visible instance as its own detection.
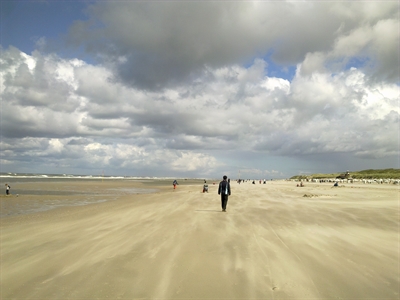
[0,172,182,182]
[0,172,178,218]
[0,172,211,217]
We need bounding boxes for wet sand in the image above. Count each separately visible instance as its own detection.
[1,180,399,299]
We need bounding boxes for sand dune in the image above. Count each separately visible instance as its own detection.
[1,180,398,299]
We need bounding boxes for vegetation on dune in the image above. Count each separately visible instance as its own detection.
[290,168,400,180]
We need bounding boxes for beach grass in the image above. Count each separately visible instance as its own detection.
[290,168,400,179]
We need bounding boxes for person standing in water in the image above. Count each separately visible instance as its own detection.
[218,175,231,212]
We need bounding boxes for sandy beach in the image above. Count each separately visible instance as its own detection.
[1,179,399,299]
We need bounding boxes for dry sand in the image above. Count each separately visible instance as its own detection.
[1,180,399,299]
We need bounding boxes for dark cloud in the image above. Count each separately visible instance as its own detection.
[66,1,399,91]
[67,138,91,145]
[67,2,275,89]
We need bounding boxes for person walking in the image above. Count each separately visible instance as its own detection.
[5,184,10,195]
[218,175,231,212]
[173,179,178,189]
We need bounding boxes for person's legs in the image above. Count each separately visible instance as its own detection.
[221,195,228,211]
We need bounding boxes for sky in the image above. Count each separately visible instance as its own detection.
[0,0,399,179]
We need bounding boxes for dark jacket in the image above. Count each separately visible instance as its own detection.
[218,180,231,195]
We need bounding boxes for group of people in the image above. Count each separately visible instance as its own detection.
[173,176,232,212]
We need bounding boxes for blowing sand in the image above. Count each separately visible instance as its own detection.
[1,180,399,299]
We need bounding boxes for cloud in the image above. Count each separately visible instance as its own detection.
[300,17,399,81]
[1,44,398,177]
[1,1,399,177]
[65,1,399,90]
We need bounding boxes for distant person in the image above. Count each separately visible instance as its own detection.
[173,180,178,189]
[218,175,231,212]
[333,182,339,187]
[203,184,209,193]
[5,184,10,195]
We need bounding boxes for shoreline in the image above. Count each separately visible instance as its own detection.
[0,178,208,218]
